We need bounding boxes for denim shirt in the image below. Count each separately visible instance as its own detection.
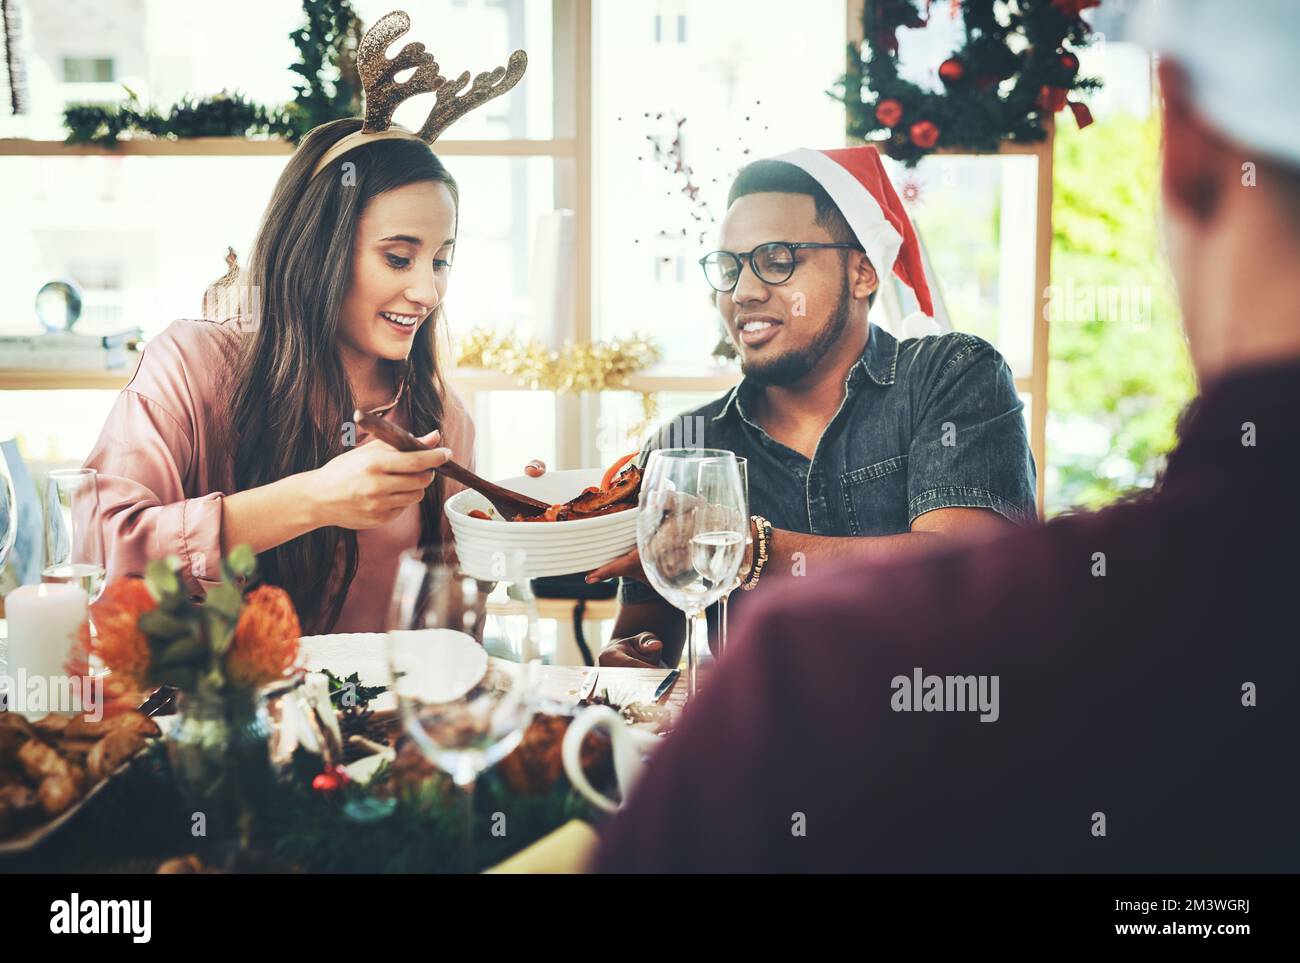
[620,323,1037,606]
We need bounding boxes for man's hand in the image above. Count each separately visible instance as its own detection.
[597,631,664,668]
[585,547,647,585]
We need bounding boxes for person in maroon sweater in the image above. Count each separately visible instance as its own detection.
[595,4,1300,872]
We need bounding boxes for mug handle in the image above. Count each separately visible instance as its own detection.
[562,706,622,814]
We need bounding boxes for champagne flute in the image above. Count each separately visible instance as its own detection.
[43,468,106,602]
[386,545,537,871]
[637,449,746,699]
[716,456,749,657]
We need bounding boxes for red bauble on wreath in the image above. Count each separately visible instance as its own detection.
[938,56,965,85]
[875,98,904,128]
[909,120,940,149]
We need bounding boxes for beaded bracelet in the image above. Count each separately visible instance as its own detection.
[741,514,772,591]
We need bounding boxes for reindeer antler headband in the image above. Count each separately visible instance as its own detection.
[311,9,528,178]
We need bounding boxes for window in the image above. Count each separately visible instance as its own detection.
[61,57,115,83]
[593,0,848,361]
[0,0,565,483]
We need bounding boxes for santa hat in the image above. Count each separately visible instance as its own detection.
[770,145,939,338]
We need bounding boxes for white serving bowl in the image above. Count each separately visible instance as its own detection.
[445,468,638,580]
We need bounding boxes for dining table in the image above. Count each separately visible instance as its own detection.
[0,628,699,873]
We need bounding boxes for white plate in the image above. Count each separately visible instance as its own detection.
[388,628,488,704]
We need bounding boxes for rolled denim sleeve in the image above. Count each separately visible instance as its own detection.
[905,335,1037,525]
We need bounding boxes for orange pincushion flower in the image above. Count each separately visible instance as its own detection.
[227,585,301,689]
[90,577,157,688]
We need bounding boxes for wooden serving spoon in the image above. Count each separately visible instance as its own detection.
[353,409,551,519]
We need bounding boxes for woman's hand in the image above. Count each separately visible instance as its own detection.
[309,429,451,530]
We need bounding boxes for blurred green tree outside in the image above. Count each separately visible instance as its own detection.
[1046,113,1196,514]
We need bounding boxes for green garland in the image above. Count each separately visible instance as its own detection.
[62,0,362,146]
[260,764,594,874]
[836,0,1103,165]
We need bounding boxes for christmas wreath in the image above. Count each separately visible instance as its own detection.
[837,0,1103,165]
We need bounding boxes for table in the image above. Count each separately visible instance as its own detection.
[297,631,686,714]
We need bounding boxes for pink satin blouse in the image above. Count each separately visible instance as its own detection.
[82,317,476,633]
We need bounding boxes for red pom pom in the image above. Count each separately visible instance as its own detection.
[938,56,964,84]
[909,120,940,149]
[1059,51,1080,74]
[875,98,904,128]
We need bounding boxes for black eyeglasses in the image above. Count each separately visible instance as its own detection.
[698,241,863,293]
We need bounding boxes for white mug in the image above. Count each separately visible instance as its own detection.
[561,705,660,813]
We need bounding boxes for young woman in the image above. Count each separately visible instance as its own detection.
[84,118,474,634]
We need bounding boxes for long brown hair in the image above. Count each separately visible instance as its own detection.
[229,118,458,632]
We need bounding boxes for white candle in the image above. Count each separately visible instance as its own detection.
[5,582,89,685]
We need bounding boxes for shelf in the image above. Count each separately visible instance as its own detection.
[0,137,576,158]
[0,354,141,390]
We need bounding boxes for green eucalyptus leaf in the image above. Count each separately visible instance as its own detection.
[204,583,244,622]
[225,544,258,580]
[207,614,235,658]
[145,559,181,600]
[156,635,210,669]
[138,608,192,640]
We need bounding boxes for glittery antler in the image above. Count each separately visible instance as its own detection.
[417,49,528,142]
[356,9,527,142]
[357,11,446,133]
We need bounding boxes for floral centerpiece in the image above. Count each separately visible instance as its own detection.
[90,544,300,846]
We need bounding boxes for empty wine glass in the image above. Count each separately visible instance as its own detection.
[43,468,106,602]
[637,449,746,698]
[386,545,537,871]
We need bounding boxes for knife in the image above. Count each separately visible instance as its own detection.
[576,668,600,703]
[653,669,680,702]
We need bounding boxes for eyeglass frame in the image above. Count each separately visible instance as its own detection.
[698,241,864,292]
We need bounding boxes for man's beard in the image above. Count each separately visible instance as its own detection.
[740,279,851,387]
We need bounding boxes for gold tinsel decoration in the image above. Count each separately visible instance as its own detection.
[455,328,663,432]
[456,328,660,392]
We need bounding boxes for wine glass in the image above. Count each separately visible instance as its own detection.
[637,449,746,699]
[43,468,106,602]
[0,447,16,576]
[0,449,16,679]
[716,456,749,657]
[385,545,537,871]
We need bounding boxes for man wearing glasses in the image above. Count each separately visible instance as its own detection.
[588,145,1038,668]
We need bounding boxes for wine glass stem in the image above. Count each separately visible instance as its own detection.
[459,777,477,874]
[686,608,700,700]
[718,593,728,658]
